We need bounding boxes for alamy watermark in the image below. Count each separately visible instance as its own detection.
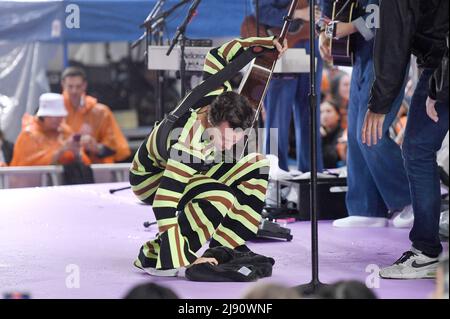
[365,264,381,289]
[65,4,81,29]
[364,4,380,29]
[65,264,80,289]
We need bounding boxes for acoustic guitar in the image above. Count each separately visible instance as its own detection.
[240,0,309,48]
[330,0,359,66]
[238,0,300,119]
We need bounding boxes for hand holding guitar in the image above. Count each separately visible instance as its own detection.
[273,38,289,58]
[319,30,332,63]
[321,0,359,66]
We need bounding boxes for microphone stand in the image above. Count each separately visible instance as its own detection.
[149,0,192,120]
[131,0,166,51]
[133,0,191,122]
[167,0,202,97]
[255,0,260,36]
[295,0,329,295]
[141,0,191,30]
[109,186,131,194]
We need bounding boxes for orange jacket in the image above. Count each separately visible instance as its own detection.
[63,92,131,163]
[10,114,90,166]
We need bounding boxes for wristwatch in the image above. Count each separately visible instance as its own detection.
[315,18,328,34]
[325,21,340,39]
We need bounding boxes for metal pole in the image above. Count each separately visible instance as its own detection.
[295,0,329,295]
[255,0,260,36]
[309,0,319,287]
[180,34,187,97]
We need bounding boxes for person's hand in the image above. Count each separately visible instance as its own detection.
[0,161,7,167]
[192,257,218,266]
[53,138,81,163]
[319,32,332,63]
[61,137,82,154]
[80,134,98,154]
[361,110,386,146]
[273,38,288,58]
[426,97,439,123]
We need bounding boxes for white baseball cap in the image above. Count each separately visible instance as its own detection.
[36,93,68,117]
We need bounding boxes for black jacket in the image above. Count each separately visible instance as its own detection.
[429,32,449,104]
[0,139,14,165]
[185,246,275,282]
[368,0,449,114]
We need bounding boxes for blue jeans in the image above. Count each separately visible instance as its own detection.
[346,57,411,217]
[403,69,449,257]
[264,39,324,172]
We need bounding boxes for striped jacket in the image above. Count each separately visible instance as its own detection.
[131,37,275,231]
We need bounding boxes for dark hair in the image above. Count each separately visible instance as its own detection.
[315,280,378,299]
[61,67,87,82]
[208,91,255,130]
[330,71,349,108]
[123,283,179,299]
[323,99,341,117]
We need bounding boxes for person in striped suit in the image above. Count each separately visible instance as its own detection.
[130,37,286,276]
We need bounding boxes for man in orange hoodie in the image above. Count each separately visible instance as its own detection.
[10,93,89,166]
[61,67,131,164]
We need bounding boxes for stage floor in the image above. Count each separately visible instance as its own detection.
[0,183,444,299]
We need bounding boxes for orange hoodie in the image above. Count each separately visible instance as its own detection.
[10,114,90,166]
[63,92,131,163]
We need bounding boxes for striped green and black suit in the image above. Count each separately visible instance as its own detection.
[130,37,275,270]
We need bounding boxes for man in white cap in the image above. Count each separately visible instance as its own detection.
[10,93,90,166]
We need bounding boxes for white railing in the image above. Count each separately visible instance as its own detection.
[0,163,131,189]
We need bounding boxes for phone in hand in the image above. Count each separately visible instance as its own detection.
[73,134,81,142]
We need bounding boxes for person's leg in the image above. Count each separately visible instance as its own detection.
[264,78,296,171]
[294,39,324,172]
[403,69,449,257]
[135,175,236,270]
[356,65,411,211]
[208,153,270,248]
[343,61,388,219]
[379,70,449,279]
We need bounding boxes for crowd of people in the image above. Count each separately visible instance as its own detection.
[0,67,131,183]
[255,0,449,281]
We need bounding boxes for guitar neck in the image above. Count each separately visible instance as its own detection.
[238,0,302,113]
[278,0,300,44]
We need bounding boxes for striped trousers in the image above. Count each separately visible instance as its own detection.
[130,153,269,270]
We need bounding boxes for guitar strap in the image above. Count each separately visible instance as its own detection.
[155,45,271,161]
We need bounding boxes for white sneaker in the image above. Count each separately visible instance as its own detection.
[144,267,179,277]
[379,248,439,279]
[133,259,179,277]
[332,216,388,228]
[392,205,414,228]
